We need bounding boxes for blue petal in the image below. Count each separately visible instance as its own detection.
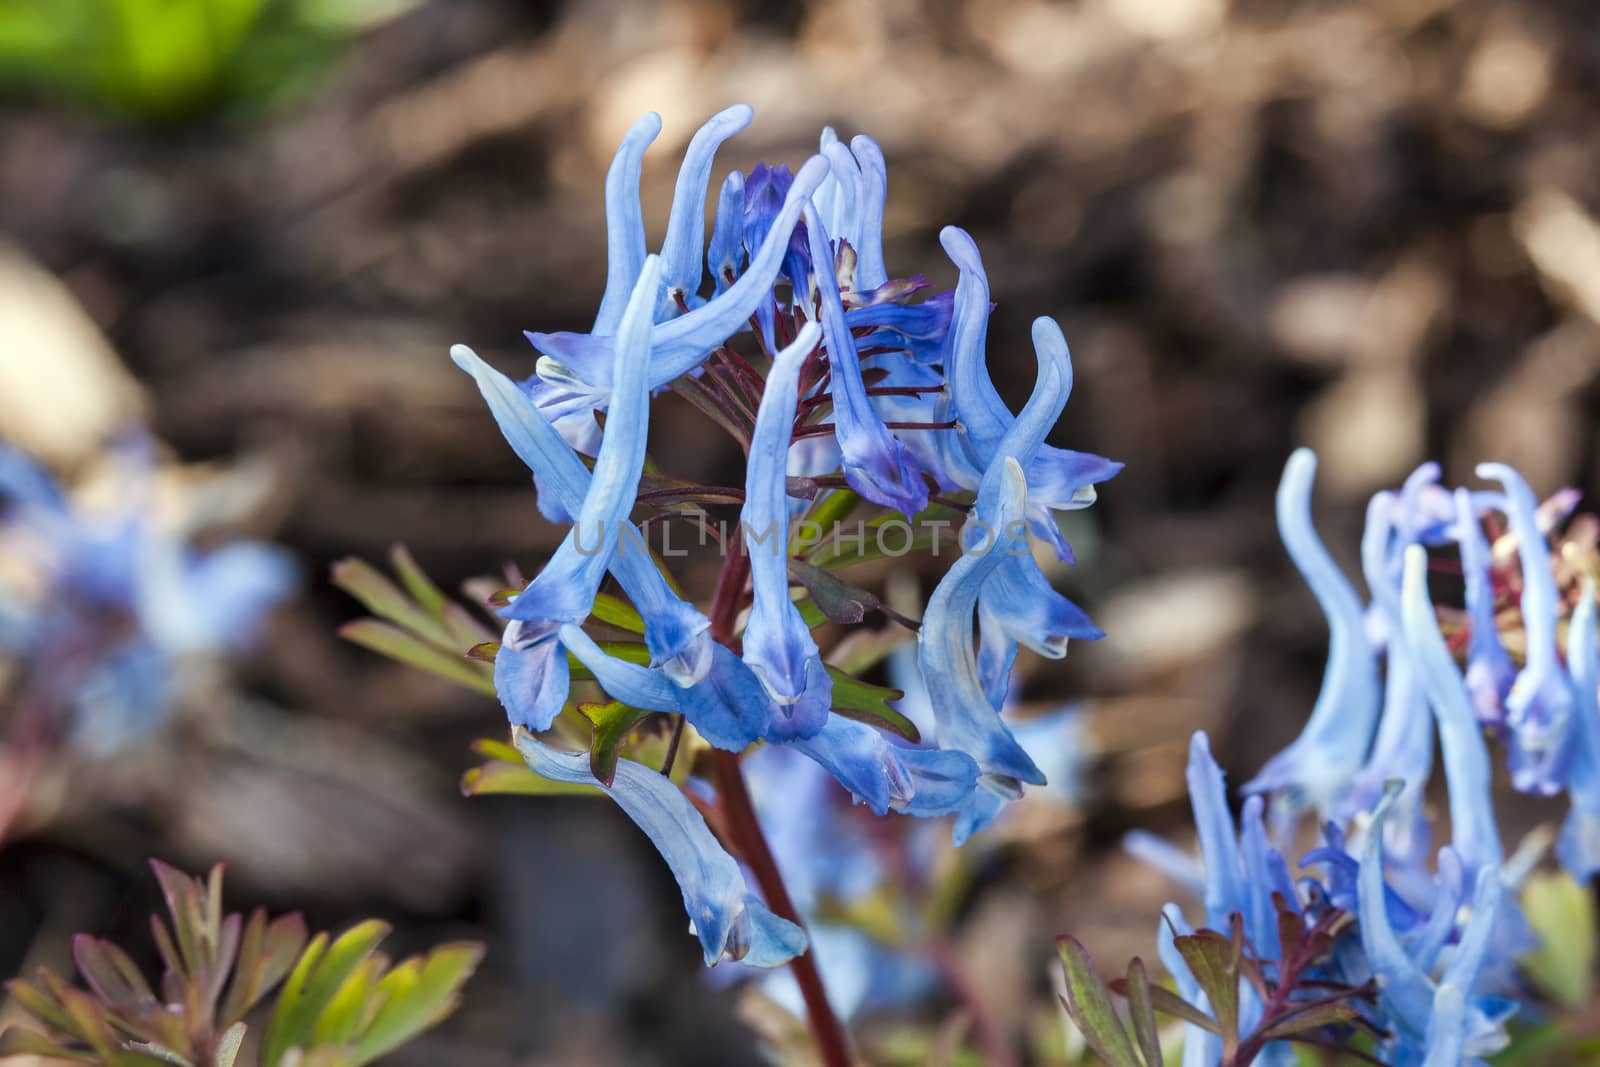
[917,456,1045,789]
[1188,732,1248,931]
[1245,449,1381,808]
[740,322,832,739]
[1357,785,1436,1041]
[849,135,889,291]
[821,142,863,256]
[137,540,298,654]
[1122,832,1206,898]
[1559,580,1600,880]
[513,728,807,967]
[707,169,746,293]
[450,342,713,684]
[503,255,663,627]
[528,156,831,389]
[804,202,929,519]
[494,621,571,731]
[788,714,979,817]
[658,105,753,315]
[0,445,66,511]
[1454,488,1515,727]
[593,112,662,335]
[1400,545,1502,876]
[1478,462,1573,794]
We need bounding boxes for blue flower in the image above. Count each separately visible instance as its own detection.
[918,456,1046,819]
[1478,462,1573,795]
[740,322,833,739]
[1398,545,1502,877]
[802,201,929,519]
[1245,448,1381,810]
[1453,487,1516,728]
[513,728,806,967]
[1558,579,1600,880]
[657,105,753,317]
[0,442,296,754]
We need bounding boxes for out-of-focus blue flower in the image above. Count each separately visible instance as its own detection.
[741,321,832,739]
[1479,462,1573,795]
[1245,448,1381,810]
[1558,580,1600,879]
[1454,487,1516,728]
[514,728,806,967]
[0,441,296,754]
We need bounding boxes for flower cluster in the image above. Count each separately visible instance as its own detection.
[1128,448,1600,1065]
[0,439,296,757]
[449,106,1117,971]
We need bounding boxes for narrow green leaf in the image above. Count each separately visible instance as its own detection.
[214,1023,247,1067]
[580,701,652,786]
[331,558,450,647]
[6,974,81,1037]
[1122,959,1162,1067]
[1175,933,1240,1050]
[264,922,390,1067]
[1255,1001,1361,1042]
[1055,937,1142,1067]
[825,668,919,743]
[346,943,484,1067]
[0,1026,96,1061]
[794,489,861,556]
[590,593,646,634]
[460,760,600,798]
[387,545,448,620]
[308,956,384,1048]
[1108,979,1220,1034]
[338,620,496,696]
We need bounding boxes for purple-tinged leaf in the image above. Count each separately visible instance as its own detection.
[71,937,155,1010]
[1108,978,1220,1034]
[1056,936,1143,1067]
[1123,959,1162,1067]
[1175,932,1240,1052]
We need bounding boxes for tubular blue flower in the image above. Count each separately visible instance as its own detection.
[741,322,832,739]
[707,170,746,294]
[504,256,662,628]
[1399,545,1502,876]
[849,135,888,292]
[1187,732,1249,931]
[1454,488,1515,728]
[820,142,863,259]
[803,202,929,519]
[593,112,662,335]
[1244,449,1381,810]
[512,728,806,967]
[1478,462,1573,795]
[973,318,1104,668]
[918,456,1045,795]
[937,228,1121,559]
[1357,786,1513,1062]
[786,714,979,817]
[528,156,830,391]
[1558,580,1600,880]
[657,105,754,316]
[1339,489,1431,852]
[557,624,768,751]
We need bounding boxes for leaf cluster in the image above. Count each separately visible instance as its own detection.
[1057,899,1379,1067]
[1,862,482,1067]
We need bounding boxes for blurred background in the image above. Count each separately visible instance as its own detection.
[1,0,1597,1062]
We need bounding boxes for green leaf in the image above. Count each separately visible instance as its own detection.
[1520,869,1596,1008]
[590,593,646,634]
[1175,932,1240,1052]
[1108,978,1220,1034]
[793,489,861,556]
[787,558,878,624]
[331,558,450,648]
[338,619,496,696]
[387,544,448,620]
[1122,959,1161,1067]
[825,668,919,743]
[1254,1001,1362,1043]
[346,942,484,1066]
[0,1026,98,1061]
[308,956,383,1049]
[460,759,599,798]
[580,701,653,786]
[214,1022,247,1067]
[6,973,82,1037]
[1055,937,1142,1067]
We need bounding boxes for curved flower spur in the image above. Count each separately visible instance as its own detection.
[331,104,1117,1064]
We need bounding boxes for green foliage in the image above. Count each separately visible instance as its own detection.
[1056,901,1377,1067]
[1519,869,1597,1010]
[0,862,482,1067]
[0,0,419,121]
